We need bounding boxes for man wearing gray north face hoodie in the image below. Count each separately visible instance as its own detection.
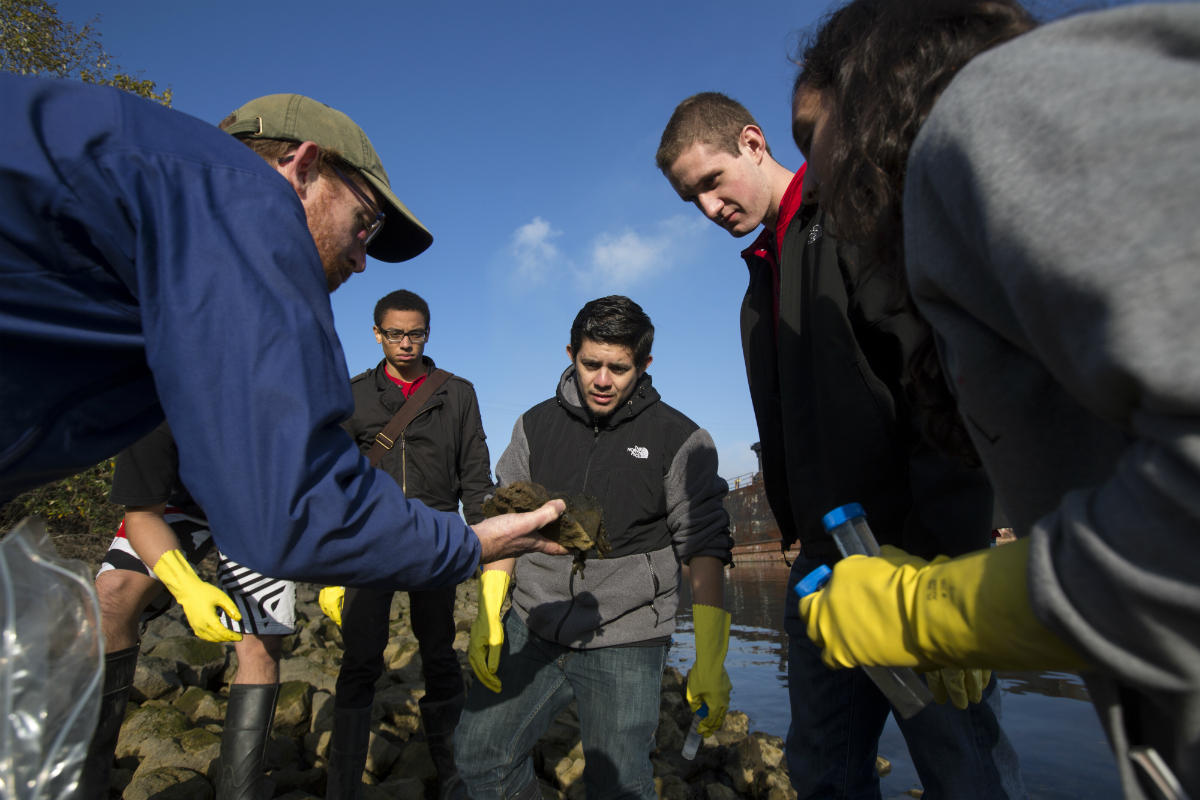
[455,296,735,800]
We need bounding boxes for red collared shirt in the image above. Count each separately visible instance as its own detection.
[740,163,807,340]
[385,369,427,399]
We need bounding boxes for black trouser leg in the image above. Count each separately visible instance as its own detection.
[325,705,372,800]
[78,644,139,800]
[214,683,279,800]
[334,587,394,710]
[420,691,469,800]
[409,585,463,704]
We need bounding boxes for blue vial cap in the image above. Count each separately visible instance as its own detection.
[696,702,709,719]
[794,565,832,598]
[822,503,867,531]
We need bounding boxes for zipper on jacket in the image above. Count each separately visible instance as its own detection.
[580,423,601,493]
[397,402,441,494]
[555,422,601,643]
[644,553,661,627]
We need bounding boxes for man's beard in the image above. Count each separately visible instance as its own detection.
[306,191,355,294]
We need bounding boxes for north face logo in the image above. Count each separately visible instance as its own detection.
[627,446,649,459]
[808,224,823,244]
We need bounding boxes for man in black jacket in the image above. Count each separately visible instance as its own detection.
[658,93,1025,799]
[320,290,492,800]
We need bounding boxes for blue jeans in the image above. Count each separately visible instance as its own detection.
[784,555,1028,800]
[455,611,669,800]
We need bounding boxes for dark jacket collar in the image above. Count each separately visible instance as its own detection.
[555,364,659,429]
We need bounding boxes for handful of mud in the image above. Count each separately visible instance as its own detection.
[482,481,611,576]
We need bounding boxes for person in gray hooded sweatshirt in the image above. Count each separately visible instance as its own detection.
[454,296,735,800]
[790,1,1200,797]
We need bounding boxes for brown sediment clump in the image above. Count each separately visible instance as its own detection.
[482,481,611,576]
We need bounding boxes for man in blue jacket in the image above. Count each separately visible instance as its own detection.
[0,79,566,797]
[0,78,564,587]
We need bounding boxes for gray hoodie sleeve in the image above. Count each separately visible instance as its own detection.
[494,415,531,488]
[667,428,733,565]
[904,4,1200,698]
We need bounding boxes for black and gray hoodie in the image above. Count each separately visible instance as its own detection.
[497,365,733,649]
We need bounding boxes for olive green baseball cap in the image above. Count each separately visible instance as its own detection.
[223,94,433,263]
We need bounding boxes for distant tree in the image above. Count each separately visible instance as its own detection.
[0,0,171,105]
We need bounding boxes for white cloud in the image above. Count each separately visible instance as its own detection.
[582,215,708,290]
[511,217,563,282]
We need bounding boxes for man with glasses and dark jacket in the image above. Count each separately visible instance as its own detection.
[320,289,492,799]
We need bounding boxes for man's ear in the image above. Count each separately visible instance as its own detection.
[740,126,769,165]
[276,141,322,200]
[566,344,575,362]
[373,325,384,344]
[638,354,654,375]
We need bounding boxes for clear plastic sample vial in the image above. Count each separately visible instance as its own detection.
[681,702,708,760]
[792,503,934,720]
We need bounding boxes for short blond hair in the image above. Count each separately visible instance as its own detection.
[655,92,770,172]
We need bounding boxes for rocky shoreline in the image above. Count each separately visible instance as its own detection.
[112,581,810,800]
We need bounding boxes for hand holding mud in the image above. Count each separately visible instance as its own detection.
[473,496,569,564]
[479,481,612,573]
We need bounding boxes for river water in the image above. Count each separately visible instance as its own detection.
[671,562,1122,799]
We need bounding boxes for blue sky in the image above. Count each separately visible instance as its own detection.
[54,0,1141,482]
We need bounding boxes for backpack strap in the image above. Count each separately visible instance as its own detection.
[365,369,453,468]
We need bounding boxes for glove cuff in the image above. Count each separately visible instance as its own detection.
[917,538,1088,670]
[153,549,198,588]
[479,570,511,613]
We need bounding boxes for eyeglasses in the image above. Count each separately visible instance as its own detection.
[379,328,428,344]
[334,167,386,248]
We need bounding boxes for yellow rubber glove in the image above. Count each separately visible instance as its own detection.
[153,549,242,643]
[800,538,1088,672]
[469,570,511,693]
[686,604,732,737]
[319,586,345,627]
[926,668,992,710]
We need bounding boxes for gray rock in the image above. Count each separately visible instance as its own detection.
[115,703,193,767]
[278,655,340,693]
[269,766,326,796]
[273,680,314,737]
[655,775,690,800]
[123,766,212,800]
[132,655,183,702]
[656,710,686,754]
[376,776,426,800]
[704,784,741,800]
[150,637,227,688]
[310,691,335,734]
[131,728,219,783]
[173,687,225,727]
[222,650,239,685]
[295,584,319,605]
[264,730,304,772]
[388,739,436,783]
[140,630,163,654]
[276,792,321,800]
[365,731,402,778]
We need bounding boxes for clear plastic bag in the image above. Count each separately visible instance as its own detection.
[0,517,103,799]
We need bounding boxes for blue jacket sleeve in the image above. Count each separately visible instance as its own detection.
[71,86,478,590]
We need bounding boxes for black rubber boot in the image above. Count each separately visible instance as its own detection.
[214,683,280,800]
[420,692,469,800]
[325,704,372,800]
[78,644,139,800]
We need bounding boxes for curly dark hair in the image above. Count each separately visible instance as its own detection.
[794,0,1036,466]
